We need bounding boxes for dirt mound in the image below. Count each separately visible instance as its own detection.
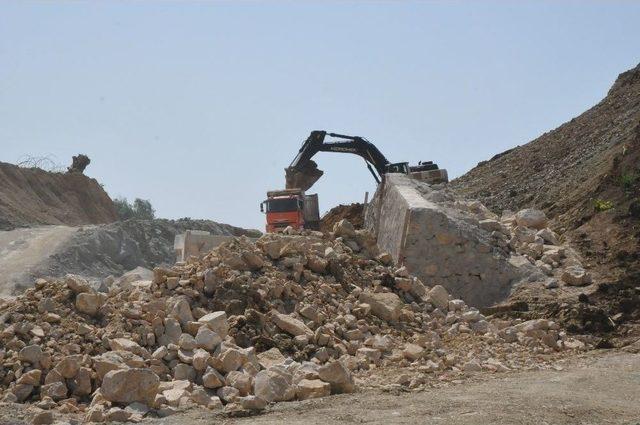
[451,63,640,283]
[0,162,117,231]
[0,223,584,420]
[320,203,364,233]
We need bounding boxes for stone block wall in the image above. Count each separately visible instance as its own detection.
[365,174,529,308]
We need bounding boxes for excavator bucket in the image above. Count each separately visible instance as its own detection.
[285,160,324,191]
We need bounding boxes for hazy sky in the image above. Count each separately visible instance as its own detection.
[1,1,639,229]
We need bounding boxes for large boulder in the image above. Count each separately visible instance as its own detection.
[317,361,355,394]
[100,368,159,405]
[270,311,313,337]
[198,311,229,339]
[225,371,252,396]
[75,292,106,316]
[92,352,130,380]
[16,369,41,386]
[257,347,286,370]
[242,251,265,270]
[254,368,295,403]
[202,367,225,389]
[260,239,285,260]
[40,382,67,401]
[68,367,92,396]
[240,395,267,411]
[561,266,592,286]
[358,291,403,321]
[403,343,426,361]
[65,274,92,294]
[537,228,559,245]
[428,285,450,311]
[109,338,150,359]
[515,209,548,230]
[54,355,83,379]
[333,219,356,238]
[195,327,222,351]
[296,379,331,400]
[11,384,34,402]
[18,345,43,366]
[218,348,245,373]
[170,297,194,326]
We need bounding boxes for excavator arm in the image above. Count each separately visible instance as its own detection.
[286,130,408,190]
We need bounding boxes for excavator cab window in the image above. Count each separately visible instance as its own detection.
[385,162,410,174]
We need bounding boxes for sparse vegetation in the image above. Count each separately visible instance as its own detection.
[593,199,614,212]
[16,154,65,172]
[113,197,155,220]
[619,172,637,191]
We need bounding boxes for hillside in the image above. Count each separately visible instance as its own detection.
[452,63,640,282]
[0,161,118,230]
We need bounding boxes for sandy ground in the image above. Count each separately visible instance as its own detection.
[145,350,640,425]
[0,225,77,296]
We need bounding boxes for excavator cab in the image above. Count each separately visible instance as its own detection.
[384,162,410,174]
[410,161,440,172]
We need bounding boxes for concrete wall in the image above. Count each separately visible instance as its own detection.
[174,231,239,262]
[366,174,526,308]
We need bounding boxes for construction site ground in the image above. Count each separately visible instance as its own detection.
[186,350,640,425]
[1,349,637,425]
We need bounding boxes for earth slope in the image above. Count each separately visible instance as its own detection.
[0,162,118,230]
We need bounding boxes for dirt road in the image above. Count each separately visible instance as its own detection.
[0,225,77,296]
[153,351,640,425]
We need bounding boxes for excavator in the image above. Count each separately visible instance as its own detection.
[284,130,442,191]
[261,130,446,232]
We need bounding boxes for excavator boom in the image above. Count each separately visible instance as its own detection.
[285,130,409,191]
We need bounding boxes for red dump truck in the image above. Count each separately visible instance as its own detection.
[260,189,320,233]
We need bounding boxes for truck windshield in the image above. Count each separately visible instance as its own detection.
[266,198,300,213]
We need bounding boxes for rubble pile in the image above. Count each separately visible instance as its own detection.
[412,177,595,290]
[0,220,585,422]
[454,201,593,288]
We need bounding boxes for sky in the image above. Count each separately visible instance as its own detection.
[1,1,639,230]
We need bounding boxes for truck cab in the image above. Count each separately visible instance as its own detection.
[261,189,319,233]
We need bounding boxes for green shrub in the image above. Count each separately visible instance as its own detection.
[113,197,155,220]
[132,198,155,220]
[593,199,614,212]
